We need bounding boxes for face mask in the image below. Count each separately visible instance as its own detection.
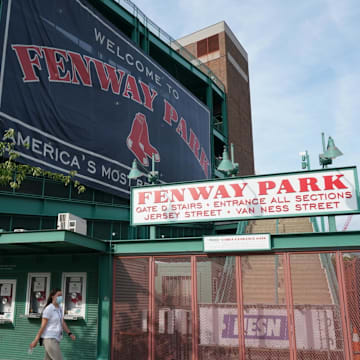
[56,296,63,304]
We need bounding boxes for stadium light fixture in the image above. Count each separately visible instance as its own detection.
[217,143,239,177]
[317,132,343,232]
[128,154,159,184]
[128,159,143,180]
[319,133,343,168]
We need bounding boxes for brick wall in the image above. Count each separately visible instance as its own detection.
[180,29,255,175]
[224,32,254,175]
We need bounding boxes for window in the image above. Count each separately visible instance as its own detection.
[197,34,219,57]
[208,34,219,53]
[197,39,208,57]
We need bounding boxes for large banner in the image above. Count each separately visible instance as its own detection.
[0,0,211,198]
[199,305,338,351]
[131,167,360,225]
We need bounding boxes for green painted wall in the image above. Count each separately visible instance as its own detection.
[0,254,99,360]
[0,181,212,241]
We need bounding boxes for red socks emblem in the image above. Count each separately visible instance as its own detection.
[127,112,160,166]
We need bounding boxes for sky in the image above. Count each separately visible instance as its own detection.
[130,0,360,230]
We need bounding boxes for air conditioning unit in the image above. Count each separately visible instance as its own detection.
[57,213,87,236]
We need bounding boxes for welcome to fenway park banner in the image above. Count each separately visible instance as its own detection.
[131,167,360,225]
[0,0,211,197]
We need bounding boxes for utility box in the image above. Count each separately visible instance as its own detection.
[57,213,87,236]
[25,273,51,318]
[62,272,87,320]
[0,280,16,324]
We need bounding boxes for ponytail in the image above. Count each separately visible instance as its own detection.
[41,288,61,316]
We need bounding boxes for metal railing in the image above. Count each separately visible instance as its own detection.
[112,0,225,91]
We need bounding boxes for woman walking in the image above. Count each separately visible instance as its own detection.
[30,288,76,360]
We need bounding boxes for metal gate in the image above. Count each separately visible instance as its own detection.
[112,251,360,360]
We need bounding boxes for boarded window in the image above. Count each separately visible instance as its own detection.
[197,34,219,57]
[208,34,219,53]
[197,38,208,57]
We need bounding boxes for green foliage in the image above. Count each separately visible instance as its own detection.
[0,128,85,193]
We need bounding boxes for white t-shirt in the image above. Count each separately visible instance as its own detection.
[42,304,63,342]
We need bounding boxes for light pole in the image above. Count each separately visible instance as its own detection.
[299,150,311,170]
[217,143,239,177]
[320,133,343,231]
[300,133,343,232]
[299,150,325,233]
[128,154,159,240]
[319,132,343,169]
[214,143,240,304]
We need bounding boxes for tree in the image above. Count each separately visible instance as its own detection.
[0,128,85,193]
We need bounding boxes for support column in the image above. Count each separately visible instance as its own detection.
[221,94,228,139]
[236,256,245,360]
[97,254,113,360]
[141,22,150,54]
[131,17,140,45]
[328,215,337,232]
[191,256,199,360]
[284,253,297,360]
[149,225,156,240]
[336,252,352,360]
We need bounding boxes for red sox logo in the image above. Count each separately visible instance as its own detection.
[126,112,160,167]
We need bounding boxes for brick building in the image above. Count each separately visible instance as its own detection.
[177,21,255,175]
